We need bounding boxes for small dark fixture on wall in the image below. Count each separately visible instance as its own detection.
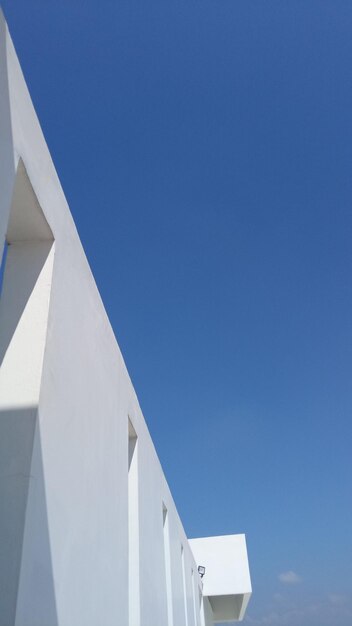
[198,565,206,578]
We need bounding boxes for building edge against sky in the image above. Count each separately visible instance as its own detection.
[0,10,251,626]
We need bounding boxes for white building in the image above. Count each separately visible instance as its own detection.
[0,11,251,626]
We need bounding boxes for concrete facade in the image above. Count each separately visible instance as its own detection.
[0,12,251,626]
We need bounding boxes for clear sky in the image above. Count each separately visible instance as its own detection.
[2,1,352,624]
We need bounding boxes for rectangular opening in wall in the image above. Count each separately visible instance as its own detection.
[181,545,189,626]
[191,569,198,626]
[0,240,8,297]
[162,503,174,626]
[128,419,140,626]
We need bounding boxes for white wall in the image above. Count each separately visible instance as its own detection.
[189,535,252,598]
[0,12,209,626]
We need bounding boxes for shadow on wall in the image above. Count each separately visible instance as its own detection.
[0,406,58,626]
[0,240,54,366]
[0,154,55,368]
[0,10,16,250]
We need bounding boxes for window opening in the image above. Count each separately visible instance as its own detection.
[0,240,8,297]
[162,504,174,626]
[128,419,140,626]
[181,545,189,626]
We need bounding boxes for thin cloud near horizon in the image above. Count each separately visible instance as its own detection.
[278,571,302,584]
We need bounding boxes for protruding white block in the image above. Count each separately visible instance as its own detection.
[189,534,252,622]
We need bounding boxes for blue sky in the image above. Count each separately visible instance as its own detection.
[2,1,352,624]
